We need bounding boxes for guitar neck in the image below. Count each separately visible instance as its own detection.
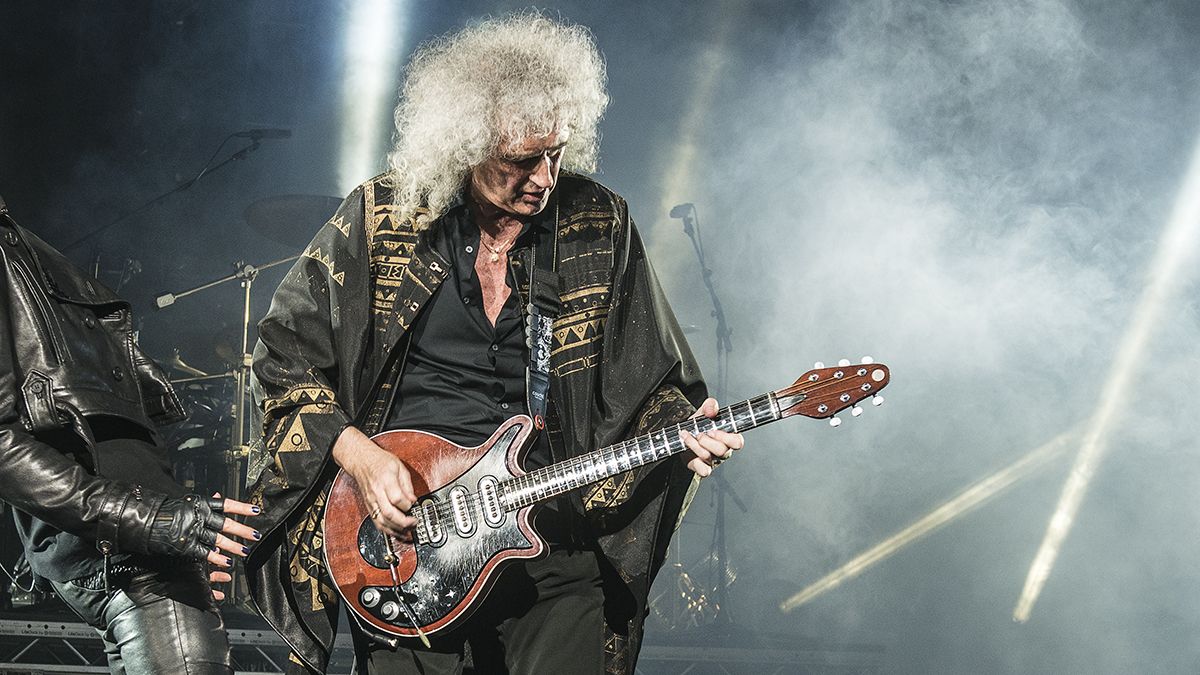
[502,393,784,509]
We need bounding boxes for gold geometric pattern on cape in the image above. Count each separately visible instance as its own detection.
[584,471,636,510]
[301,245,345,287]
[261,384,336,415]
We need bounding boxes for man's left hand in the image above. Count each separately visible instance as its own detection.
[680,398,744,477]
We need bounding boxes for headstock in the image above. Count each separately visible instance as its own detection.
[774,357,890,426]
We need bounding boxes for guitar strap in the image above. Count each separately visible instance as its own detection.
[525,199,560,431]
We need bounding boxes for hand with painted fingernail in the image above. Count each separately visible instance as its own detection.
[196,492,263,573]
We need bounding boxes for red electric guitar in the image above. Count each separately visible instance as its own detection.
[324,360,890,641]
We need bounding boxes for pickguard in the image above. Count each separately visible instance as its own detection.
[349,424,540,631]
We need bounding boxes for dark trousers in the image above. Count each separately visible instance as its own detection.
[351,548,605,675]
[51,562,233,674]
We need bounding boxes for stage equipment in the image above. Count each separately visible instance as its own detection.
[155,252,300,602]
[61,129,290,253]
[649,551,737,631]
[233,128,292,140]
[324,363,889,642]
[670,202,742,626]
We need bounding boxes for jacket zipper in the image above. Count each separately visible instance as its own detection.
[11,259,66,364]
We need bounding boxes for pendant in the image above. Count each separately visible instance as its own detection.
[489,252,500,263]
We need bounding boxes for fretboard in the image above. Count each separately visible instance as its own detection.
[501,393,781,509]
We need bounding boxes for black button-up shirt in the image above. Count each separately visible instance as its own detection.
[384,204,585,546]
[384,204,550,467]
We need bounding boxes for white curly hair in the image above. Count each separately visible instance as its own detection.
[384,11,609,229]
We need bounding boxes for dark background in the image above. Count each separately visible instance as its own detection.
[4,1,1200,672]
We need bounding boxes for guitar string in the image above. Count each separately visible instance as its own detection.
[414,373,882,534]
[429,396,768,523]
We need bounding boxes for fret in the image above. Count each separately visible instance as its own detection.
[566,458,581,490]
[643,436,657,463]
[736,401,754,432]
[495,390,808,511]
[628,437,648,461]
[660,428,676,459]
[582,453,596,483]
[574,456,586,485]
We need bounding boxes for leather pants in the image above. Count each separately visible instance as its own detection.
[51,561,233,674]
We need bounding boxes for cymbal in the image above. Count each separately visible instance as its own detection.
[244,194,343,245]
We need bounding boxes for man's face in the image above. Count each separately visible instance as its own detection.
[469,130,568,218]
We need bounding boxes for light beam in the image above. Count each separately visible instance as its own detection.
[1013,132,1200,623]
[781,430,1077,612]
[338,0,408,193]
[647,0,740,274]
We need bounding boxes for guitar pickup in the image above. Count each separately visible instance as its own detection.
[419,500,446,547]
[478,476,505,528]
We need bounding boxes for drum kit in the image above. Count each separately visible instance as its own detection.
[140,194,337,602]
[154,194,341,500]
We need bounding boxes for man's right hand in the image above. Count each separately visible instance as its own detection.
[332,426,418,537]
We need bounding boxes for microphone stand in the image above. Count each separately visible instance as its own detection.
[679,205,746,631]
[61,136,264,253]
[154,253,299,604]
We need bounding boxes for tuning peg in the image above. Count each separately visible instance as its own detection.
[872,395,885,406]
[851,406,863,417]
[860,355,874,364]
[814,361,825,369]
[829,416,842,427]
[838,358,851,367]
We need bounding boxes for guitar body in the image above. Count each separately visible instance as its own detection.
[322,361,891,641]
[323,415,544,639]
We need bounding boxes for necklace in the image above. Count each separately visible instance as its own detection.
[480,232,519,263]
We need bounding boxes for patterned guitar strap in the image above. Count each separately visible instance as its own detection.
[526,200,560,431]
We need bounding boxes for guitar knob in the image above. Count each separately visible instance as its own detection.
[851,406,863,417]
[381,601,400,621]
[860,355,874,364]
[361,588,381,608]
[872,395,885,406]
[814,361,825,369]
[838,359,851,367]
[829,417,842,427]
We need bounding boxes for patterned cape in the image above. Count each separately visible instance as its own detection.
[244,172,706,673]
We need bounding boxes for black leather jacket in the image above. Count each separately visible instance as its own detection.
[0,196,186,559]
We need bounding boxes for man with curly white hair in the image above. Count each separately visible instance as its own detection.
[245,12,742,674]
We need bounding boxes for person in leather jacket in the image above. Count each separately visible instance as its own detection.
[0,195,261,674]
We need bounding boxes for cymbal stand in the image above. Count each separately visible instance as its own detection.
[155,253,298,603]
[678,204,747,629]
